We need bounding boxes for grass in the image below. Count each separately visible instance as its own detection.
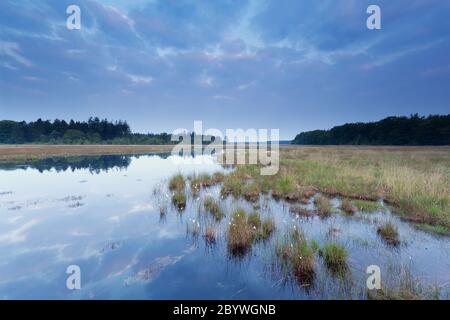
[414,223,450,236]
[275,228,316,286]
[377,221,400,246]
[221,174,243,198]
[227,209,275,256]
[314,195,332,217]
[204,226,217,245]
[352,199,382,212]
[169,174,185,192]
[319,243,349,275]
[203,196,225,221]
[172,191,187,212]
[227,208,254,256]
[0,144,173,162]
[272,176,295,199]
[259,218,276,241]
[367,267,440,300]
[243,183,261,202]
[218,146,450,234]
[340,199,357,214]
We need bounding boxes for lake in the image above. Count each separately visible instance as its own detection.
[0,153,448,299]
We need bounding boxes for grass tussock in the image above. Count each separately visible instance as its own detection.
[340,199,357,214]
[227,209,254,256]
[243,183,261,202]
[275,228,316,287]
[377,221,400,246]
[172,191,187,212]
[204,226,217,245]
[203,196,225,221]
[227,209,275,256]
[314,195,332,217]
[319,243,349,275]
[221,174,243,198]
[169,174,185,192]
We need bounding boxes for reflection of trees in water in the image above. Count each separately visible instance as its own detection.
[0,153,171,174]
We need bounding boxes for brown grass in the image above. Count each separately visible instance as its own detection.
[0,144,174,162]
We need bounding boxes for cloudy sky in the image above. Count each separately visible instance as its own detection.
[0,0,449,139]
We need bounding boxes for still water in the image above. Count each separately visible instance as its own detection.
[0,154,448,299]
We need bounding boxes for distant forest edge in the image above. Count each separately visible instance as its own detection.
[1,114,449,145]
[292,115,450,146]
[0,118,173,145]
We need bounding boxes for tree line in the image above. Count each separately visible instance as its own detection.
[0,118,173,145]
[292,114,450,146]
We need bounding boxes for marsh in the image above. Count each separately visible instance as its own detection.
[0,151,448,299]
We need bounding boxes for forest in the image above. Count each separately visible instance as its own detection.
[0,118,173,145]
[292,114,450,145]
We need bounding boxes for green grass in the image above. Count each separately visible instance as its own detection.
[243,183,261,202]
[377,221,400,246]
[319,243,349,275]
[258,218,276,241]
[352,199,383,212]
[414,223,450,236]
[272,175,295,199]
[227,208,254,256]
[169,174,185,192]
[275,228,316,286]
[172,191,186,212]
[314,195,332,217]
[203,196,225,221]
[247,212,262,229]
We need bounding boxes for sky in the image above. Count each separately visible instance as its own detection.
[0,0,449,139]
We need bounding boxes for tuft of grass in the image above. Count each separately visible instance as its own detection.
[258,218,276,241]
[247,212,262,229]
[243,183,261,202]
[221,174,243,198]
[227,208,254,256]
[377,221,400,246]
[203,196,225,221]
[319,243,349,276]
[314,195,332,217]
[275,228,316,286]
[169,174,185,192]
[340,199,357,215]
[212,172,225,184]
[204,226,217,245]
[272,175,296,199]
[172,191,187,212]
[352,199,382,212]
